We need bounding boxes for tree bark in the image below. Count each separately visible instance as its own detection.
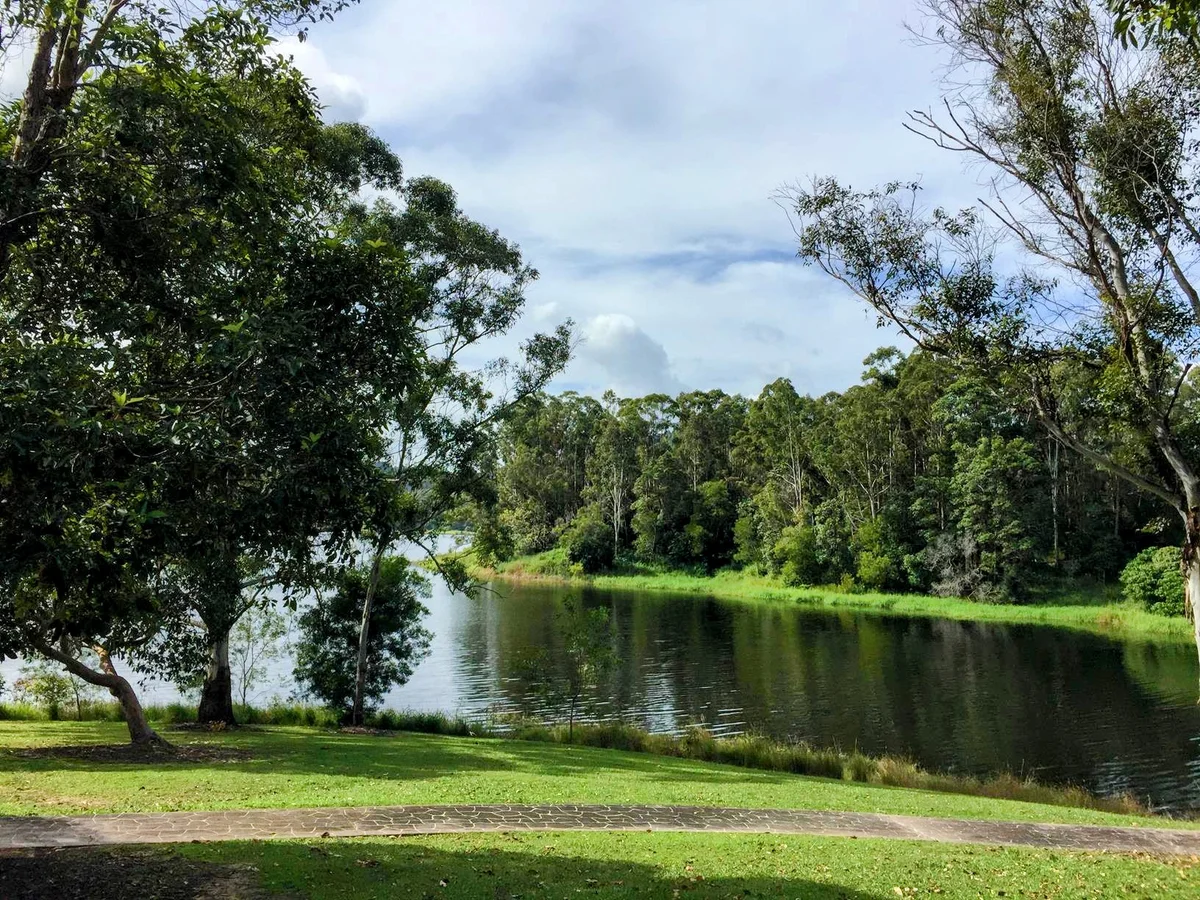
[31,638,167,746]
[351,545,386,726]
[1184,510,1200,695]
[197,630,236,726]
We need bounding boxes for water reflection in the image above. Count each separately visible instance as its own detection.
[389,580,1200,811]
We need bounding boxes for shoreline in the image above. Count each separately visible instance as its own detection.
[467,558,1195,645]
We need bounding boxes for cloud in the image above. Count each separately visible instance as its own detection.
[275,38,366,123]
[742,322,788,345]
[285,1,975,398]
[577,314,685,396]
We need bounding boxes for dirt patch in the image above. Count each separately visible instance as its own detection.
[10,743,252,764]
[169,723,267,733]
[0,847,274,899]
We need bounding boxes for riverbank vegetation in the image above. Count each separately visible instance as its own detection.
[461,351,1191,623]
[468,548,1197,642]
[0,720,1176,824]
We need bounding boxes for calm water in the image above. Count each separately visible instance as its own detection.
[390,580,1200,812]
[7,576,1197,810]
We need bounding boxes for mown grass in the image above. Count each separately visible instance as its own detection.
[0,720,1189,829]
[176,832,1199,898]
[469,549,1195,643]
[0,704,1152,817]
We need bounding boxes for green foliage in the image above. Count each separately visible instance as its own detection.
[485,345,1167,604]
[0,0,570,740]
[949,436,1043,601]
[1110,0,1200,44]
[772,525,822,586]
[517,595,617,736]
[293,558,432,717]
[853,520,895,591]
[12,662,75,720]
[732,508,762,570]
[1120,547,1186,616]
[563,505,616,574]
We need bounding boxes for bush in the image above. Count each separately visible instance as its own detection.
[562,505,615,574]
[855,550,892,591]
[1120,547,1186,616]
[772,525,822,586]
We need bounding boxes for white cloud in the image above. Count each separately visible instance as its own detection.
[285,0,978,397]
[275,38,366,123]
[577,314,685,397]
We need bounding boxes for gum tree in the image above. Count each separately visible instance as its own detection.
[782,0,1200,674]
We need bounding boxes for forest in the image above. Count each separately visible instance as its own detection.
[470,347,1184,607]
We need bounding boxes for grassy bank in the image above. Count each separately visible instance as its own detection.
[471,549,1195,643]
[0,720,1190,828]
[0,706,1157,818]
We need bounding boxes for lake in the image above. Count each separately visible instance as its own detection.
[391,580,1200,812]
[7,576,1198,812]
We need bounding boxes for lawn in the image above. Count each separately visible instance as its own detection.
[472,551,1196,644]
[73,832,1200,899]
[0,721,1190,829]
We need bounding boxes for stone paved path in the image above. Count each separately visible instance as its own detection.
[1,805,1198,855]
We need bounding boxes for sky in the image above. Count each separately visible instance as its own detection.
[5,0,990,400]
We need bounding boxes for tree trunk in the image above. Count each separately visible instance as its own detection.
[197,631,236,726]
[110,670,164,745]
[1185,511,1200,695]
[352,545,386,726]
[31,638,168,746]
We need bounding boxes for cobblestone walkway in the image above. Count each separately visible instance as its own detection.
[1,805,1198,855]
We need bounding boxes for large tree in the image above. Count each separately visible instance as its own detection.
[0,1,570,739]
[783,0,1200,672]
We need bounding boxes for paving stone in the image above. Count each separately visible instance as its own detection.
[0,804,1196,855]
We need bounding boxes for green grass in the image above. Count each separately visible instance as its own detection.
[473,550,1196,644]
[0,707,1148,816]
[0,721,1190,829]
[175,832,1198,898]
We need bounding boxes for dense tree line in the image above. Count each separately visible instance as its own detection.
[475,349,1174,602]
[785,0,1200,672]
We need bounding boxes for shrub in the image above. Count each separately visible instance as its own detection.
[562,505,615,574]
[1120,547,1186,616]
[855,550,892,591]
[772,525,822,586]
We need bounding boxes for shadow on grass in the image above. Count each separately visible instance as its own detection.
[0,726,797,791]
[0,846,268,899]
[184,839,889,900]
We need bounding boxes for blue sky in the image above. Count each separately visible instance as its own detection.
[43,1,995,399]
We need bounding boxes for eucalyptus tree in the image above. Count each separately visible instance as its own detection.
[782,0,1200,668]
[584,394,645,558]
[342,177,571,727]
[1110,0,1200,43]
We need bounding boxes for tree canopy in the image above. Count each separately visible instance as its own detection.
[476,349,1167,603]
[780,0,1200,672]
[0,0,569,741]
